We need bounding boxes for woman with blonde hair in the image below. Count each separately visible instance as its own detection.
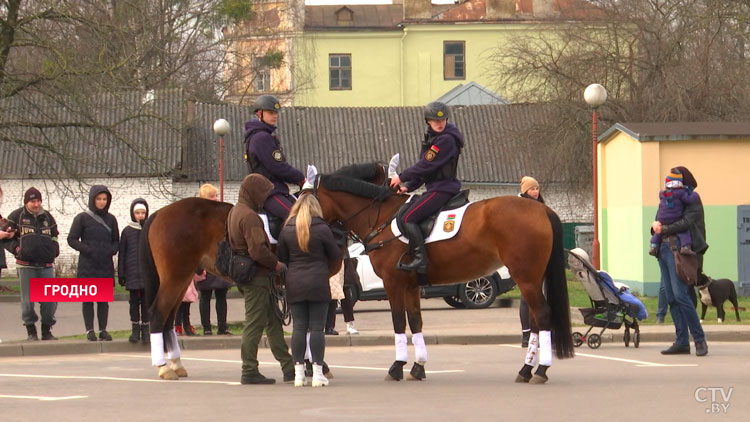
[194,184,234,335]
[276,194,340,387]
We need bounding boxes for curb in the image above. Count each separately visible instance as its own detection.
[2,330,749,358]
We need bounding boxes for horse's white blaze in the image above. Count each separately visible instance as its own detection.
[395,333,408,362]
[412,332,428,363]
[524,332,539,367]
[539,330,552,366]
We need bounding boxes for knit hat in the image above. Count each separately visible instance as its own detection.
[24,187,42,204]
[520,176,539,194]
[665,170,683,189]
[133,203,147,212]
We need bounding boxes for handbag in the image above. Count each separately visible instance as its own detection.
[667,236,699,285]
[215,223,257,285]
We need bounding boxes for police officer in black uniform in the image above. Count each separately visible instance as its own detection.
[389,101,465,273]
[243,95,305,221]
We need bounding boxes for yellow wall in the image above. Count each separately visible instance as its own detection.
[294,23,545,106]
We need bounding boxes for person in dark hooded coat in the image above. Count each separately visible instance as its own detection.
[68,185,119,342]
[118,198,149,344]
[228,174,293,385]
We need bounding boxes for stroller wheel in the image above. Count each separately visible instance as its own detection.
[633,330,640,348]
[624,328,630,347]
[587,333,602,349]
[572,332,584,347]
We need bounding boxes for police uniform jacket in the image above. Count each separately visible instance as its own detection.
[243,118,304,197]
[399,123,464,194]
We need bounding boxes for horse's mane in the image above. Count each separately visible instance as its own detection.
[320,162,391,200]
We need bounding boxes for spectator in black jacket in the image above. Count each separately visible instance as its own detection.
[68,185,119,342]
[277,193,341,387]
[195,184,234,335]
[3,187,60,341]
[118,198,149,344]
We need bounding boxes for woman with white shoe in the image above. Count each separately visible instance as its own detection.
[277,194,341,387]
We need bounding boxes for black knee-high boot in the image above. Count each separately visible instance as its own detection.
[397,223,427,273]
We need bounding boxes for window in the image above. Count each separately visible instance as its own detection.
[444,41,465,80]
[253,56,271,92]
[329,54,352,90]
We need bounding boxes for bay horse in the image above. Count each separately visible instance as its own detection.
[140,197,233,380]
[312,162,574,384]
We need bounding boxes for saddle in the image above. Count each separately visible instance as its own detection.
[260,213,283,244]
[395,190,470,237]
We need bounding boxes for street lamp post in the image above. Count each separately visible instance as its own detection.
[584,83,607,270]
[213,118,231,202]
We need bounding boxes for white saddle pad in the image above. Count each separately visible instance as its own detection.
[391,202,472,244]
[260,214,278,245]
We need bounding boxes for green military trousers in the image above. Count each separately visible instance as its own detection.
[237,276,293,377]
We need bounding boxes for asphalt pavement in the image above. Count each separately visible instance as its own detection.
[1,294,749,357]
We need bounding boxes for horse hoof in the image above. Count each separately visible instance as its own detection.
[168,358,188,378]
[408,362,426,381]
[158,365,179,380]
[515,374,531,383]
[529,374,548,384]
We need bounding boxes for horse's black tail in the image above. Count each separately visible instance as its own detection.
[544,208,575,359]
[140,212,170,350]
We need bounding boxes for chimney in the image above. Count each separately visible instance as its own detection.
[486,0,515,19]
[532,0,558,18]
[403,0,432,20]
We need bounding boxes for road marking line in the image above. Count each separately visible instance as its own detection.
[499,345,697,367]
[0,394,88,401]
[0,373,239,385]
[109,354,465,373]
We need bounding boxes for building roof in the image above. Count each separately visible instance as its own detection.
[436,81,509,105]
[0,89,186,178]
[186,103,559,184]
[304,0,599,30]
[599,122,750,143]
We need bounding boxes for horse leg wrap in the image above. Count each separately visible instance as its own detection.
[515,364,534,383]
[539,330,552,367]
[524,332,539,367]
[409,362,426,381]
[395,333,408,362]
[411,332,428,364]
[166,328,181,360]
[530,365,549,385]
[150,332,166,367]
[387,360,407,381]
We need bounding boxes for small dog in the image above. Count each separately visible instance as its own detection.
[696,275,742,323]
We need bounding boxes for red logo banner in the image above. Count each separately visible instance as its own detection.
[30,278,114,302]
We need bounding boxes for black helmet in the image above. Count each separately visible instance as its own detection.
[424,101,450,120]
[253,95,281,113]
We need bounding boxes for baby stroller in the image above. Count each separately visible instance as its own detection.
[568,248,648,349]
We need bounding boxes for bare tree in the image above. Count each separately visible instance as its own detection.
[486,0,750,184]
[0,0,257,195]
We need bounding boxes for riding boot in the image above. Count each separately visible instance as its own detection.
[129,322,140,343]
[397,223,427,273]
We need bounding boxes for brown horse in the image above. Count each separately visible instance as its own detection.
[140,197,233,379]
[312,163,574,384]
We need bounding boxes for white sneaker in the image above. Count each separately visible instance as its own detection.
[312,364,329,387]
[294,363,307,387]
[346,321,359,335]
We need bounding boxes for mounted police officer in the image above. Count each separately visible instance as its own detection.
[243,95,305,221]
[389,101,465,273]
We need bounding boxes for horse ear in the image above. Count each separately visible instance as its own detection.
[302,165,318,190]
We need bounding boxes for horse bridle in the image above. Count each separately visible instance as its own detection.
[311,169,402,254]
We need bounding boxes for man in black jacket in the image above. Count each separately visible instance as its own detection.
[4,187,60,341]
